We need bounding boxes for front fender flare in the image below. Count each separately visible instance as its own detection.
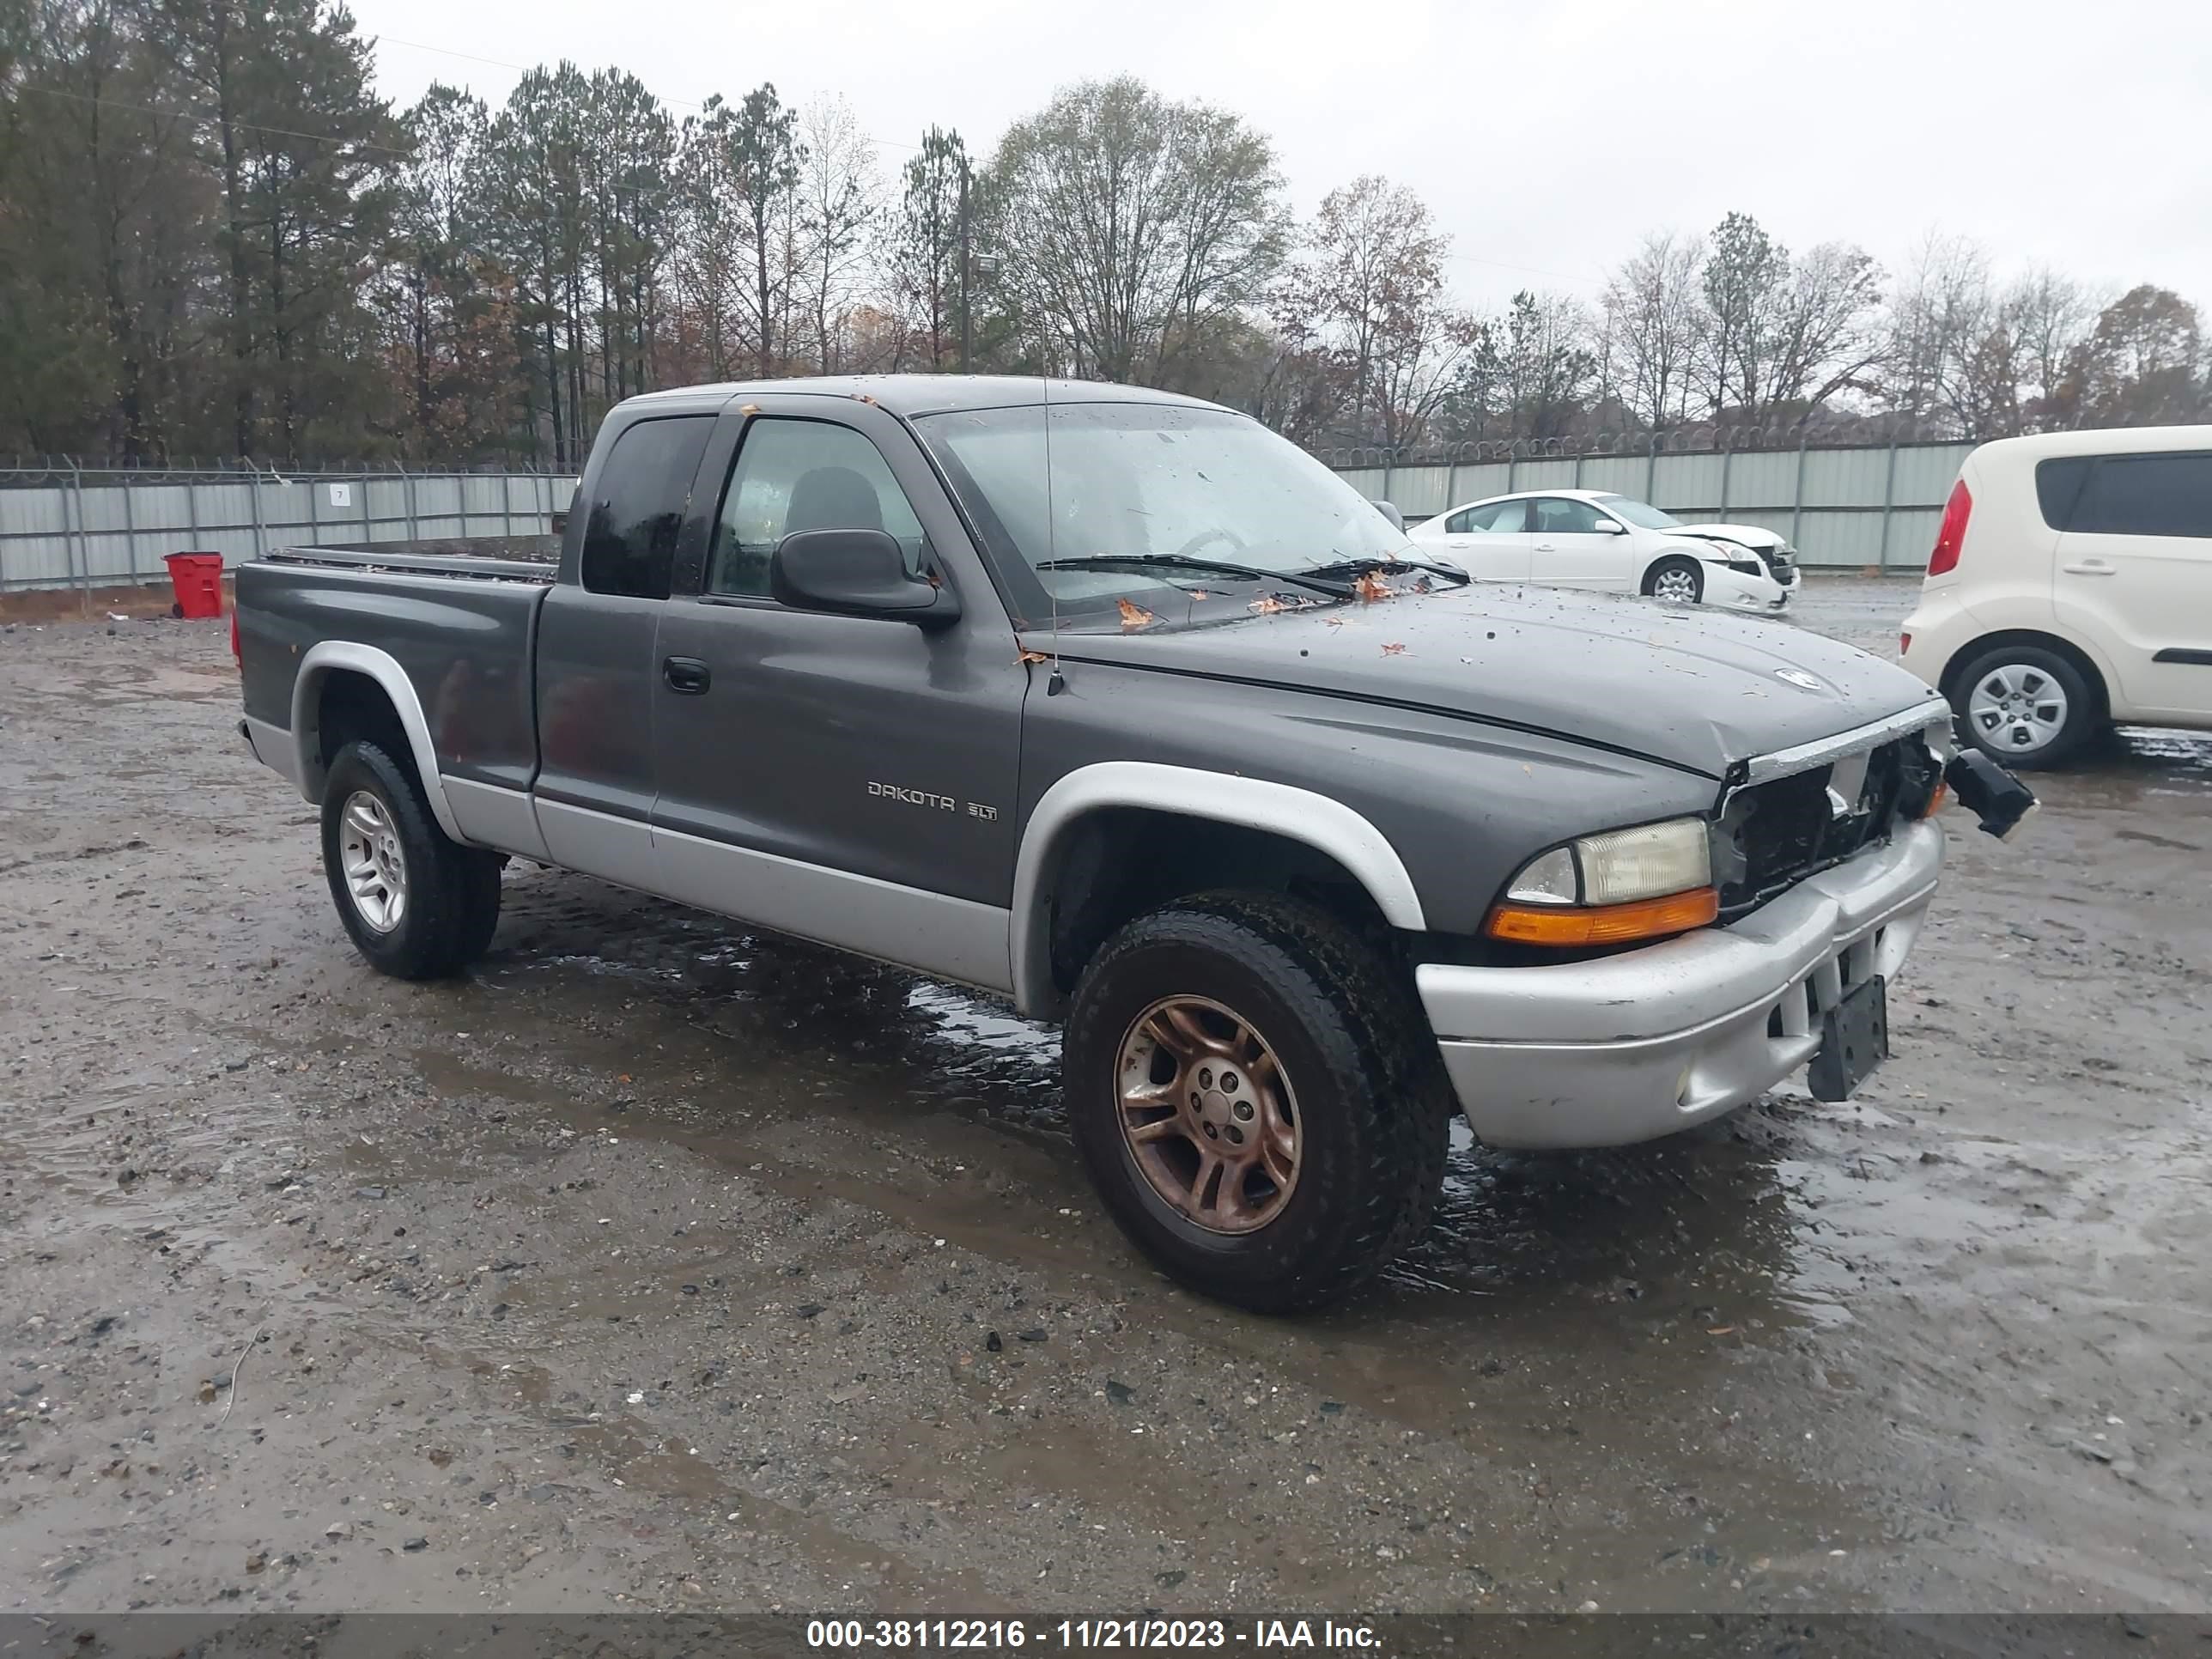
[1009,762,1426,1018]
[289,641,470,844]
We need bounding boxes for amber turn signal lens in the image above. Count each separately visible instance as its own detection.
[1921,780,1949,818]
[1486,887,1721,947]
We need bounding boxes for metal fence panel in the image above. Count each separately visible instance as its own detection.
[1577,457,1648,495]
[1383,470,1452,518]
[1333,440,1979,570]
[1893,444,1970,504]
[1722,452,1798,514]
[0,469,578,593]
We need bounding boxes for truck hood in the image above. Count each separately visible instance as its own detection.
[1031,582,1942,780]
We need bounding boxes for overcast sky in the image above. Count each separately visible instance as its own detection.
[352,0,2212,313]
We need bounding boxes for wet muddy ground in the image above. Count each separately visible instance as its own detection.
[1,580,2206,1615]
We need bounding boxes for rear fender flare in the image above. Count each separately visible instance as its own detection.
[1010,762,1426,1017]
[290,641,469,844]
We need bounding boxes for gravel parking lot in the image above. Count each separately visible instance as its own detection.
[2,578,2206,1616]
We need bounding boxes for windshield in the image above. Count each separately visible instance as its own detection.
[913,401,1412,623]
[1595,494,1683,530]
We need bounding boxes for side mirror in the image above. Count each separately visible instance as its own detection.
[770,527,960,627]
[1372,499,1405,532]
[1594,518,1627,534]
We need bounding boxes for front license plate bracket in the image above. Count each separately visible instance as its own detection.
[1808,973,1888,1102]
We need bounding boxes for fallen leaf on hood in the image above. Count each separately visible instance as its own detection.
[1353,571,1393,603]
[1248,593,1287,615]
[738,404,760,416]
[1324,617,1346,628]
[1117,597,1158,630]
[1187,590,1208,600]
[1017,649,1051,665]
[1381,641,1407,655]
[1706,1326,1736,1336]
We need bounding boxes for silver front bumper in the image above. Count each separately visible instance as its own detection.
[1418,818,1944,1149]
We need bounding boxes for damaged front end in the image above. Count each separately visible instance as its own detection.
[1942,749,2040,841]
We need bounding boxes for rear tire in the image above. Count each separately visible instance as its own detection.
[1062,891,1450,1314]
[1643,556,1704,604]
[1949,644,2100,769]
[320,739,499,979]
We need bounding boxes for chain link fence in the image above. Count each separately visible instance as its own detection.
[0,462,579,594]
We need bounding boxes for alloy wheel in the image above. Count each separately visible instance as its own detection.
[1114,995,1301,1234]
[338,790,409,933]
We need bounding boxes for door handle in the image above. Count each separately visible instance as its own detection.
[2062,560,2115,576]
[662,655,711,694]
[1534,542,1556,551]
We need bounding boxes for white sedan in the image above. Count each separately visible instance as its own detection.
[1407,489,1793,611]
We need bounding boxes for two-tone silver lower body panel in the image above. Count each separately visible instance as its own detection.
[1418,819,1944,1149]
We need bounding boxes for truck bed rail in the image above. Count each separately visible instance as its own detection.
[262,544,557,585]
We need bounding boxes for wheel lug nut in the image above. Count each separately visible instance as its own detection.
[1202,1123,1218,1139]
[1225,1126,1244,1145]
[1232,1101,1254,1121]
[1221,1073,1237,1092]
[1199,1068,1212,1087]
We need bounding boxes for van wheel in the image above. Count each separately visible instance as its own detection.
[1951,645,2098,769]
[320,739,499,979]
[1062,891,1450,1314]
[1643,556,1704,603]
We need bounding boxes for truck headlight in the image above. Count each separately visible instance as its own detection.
[1489,817,1718,946]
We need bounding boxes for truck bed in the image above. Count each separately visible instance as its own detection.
[237,543,553,799]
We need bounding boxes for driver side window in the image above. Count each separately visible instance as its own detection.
[708,417,928,599]
[1532,497,1606,535]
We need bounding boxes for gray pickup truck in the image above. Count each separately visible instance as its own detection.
[235,375,2026,1312]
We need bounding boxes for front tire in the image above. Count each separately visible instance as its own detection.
[1950,645,2100,769]
[1062,892,1450,1314]
[1643,555,1704,604]
[320,739,501,979]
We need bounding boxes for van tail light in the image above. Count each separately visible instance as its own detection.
[1928,479,1972,576]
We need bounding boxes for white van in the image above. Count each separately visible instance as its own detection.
[1899,427,2212,767]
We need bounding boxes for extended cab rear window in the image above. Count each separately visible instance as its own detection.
[580,415,714,599]
[2037,452,2212,538]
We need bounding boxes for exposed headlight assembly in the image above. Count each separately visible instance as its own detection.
[1488,817,1718,946]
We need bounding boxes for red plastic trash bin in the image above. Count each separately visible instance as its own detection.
[163,551,224,619]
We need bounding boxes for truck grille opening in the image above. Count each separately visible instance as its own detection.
[1711,738,1938,920]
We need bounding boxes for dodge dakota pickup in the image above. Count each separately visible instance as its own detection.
[235,375,2026,1311]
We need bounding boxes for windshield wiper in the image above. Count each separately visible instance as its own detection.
[1301,554,1471,587]
[1034,554,1354,599]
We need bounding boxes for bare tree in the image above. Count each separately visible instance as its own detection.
[1698,211,1788,421]
[793,97,877,374]
[989,76,1283,386]
[1279,175,1474,446]
[1498,289,1595,440]
[2003,266,2099,428]
[1759,240,1884,418]
[1601,230,1704,428]
[1882,232,1994,430]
